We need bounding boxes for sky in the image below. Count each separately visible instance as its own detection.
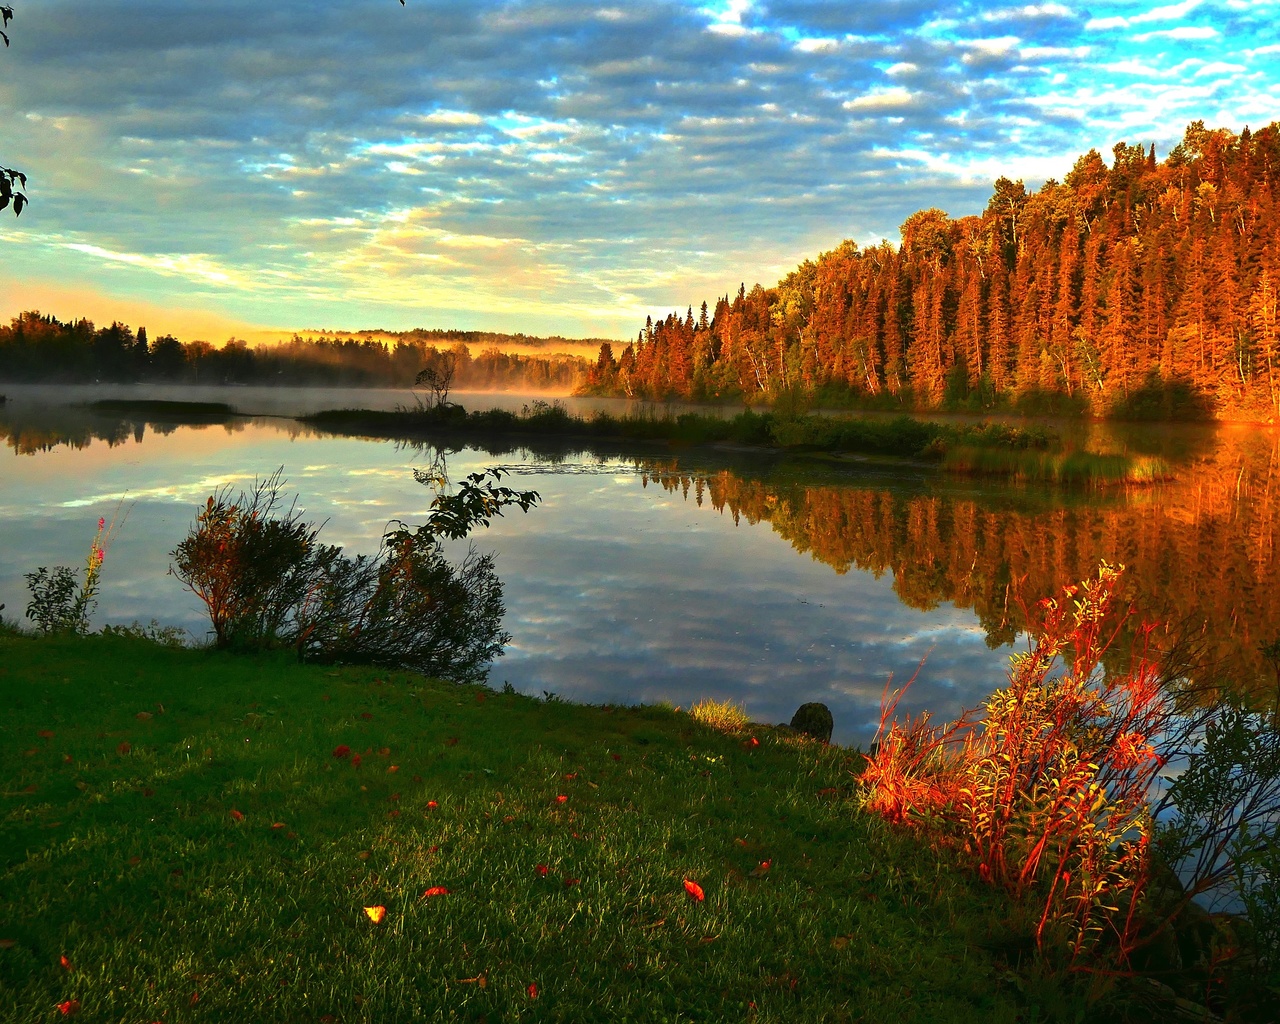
[1,0,1277,342]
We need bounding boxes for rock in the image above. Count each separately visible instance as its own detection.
[789,703,833,743]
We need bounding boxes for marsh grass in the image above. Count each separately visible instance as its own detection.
[304,405,1066,471]
[941,447,1173,487]
[0,632,1099,1023]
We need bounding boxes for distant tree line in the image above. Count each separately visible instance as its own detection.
[583,121,1280,419]
[0,313,590,391]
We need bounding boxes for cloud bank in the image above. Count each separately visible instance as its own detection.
[1,0,1275,335]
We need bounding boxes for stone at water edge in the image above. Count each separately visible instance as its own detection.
[789,703,833,743]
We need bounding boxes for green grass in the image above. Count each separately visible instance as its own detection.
[0,631,1087,1023]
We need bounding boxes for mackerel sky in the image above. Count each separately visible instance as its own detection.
[1,0,1277,340]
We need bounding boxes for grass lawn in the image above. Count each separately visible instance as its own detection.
[1,631,1077,1023]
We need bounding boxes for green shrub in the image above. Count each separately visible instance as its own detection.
[170,469,539,681]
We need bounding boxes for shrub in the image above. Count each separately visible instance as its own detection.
[862,564,1172,962]
[169,471,324,650]
[171,468,539,682]
[24,513,124,634]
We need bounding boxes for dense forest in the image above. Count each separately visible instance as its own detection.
[0,314,591,391]
[583,121,1280,420]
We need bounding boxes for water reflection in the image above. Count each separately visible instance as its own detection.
[2,395,1278,745]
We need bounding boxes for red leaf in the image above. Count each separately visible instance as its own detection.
[527,982,539,999]
[271,822,285,830]
[38,730,55,739]
[59,955,73,971]
[536,864,549,876]
[563,877,579,887]
[351,754,362,768]
[445,736,459,747]
[363,906,386,923]
[117,742,131,755]
[421,886,450,898]
[555,794,568,804]
[360,712,373,720]
[57,999,80,1016]
[230,809,244,821]
[332,745,351,759]
[427,800,438,810]
[683,879,705,902]
[611,753,622,761]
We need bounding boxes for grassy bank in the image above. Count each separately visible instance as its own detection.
[302,403,1165,487]
[1,631,1093,1023]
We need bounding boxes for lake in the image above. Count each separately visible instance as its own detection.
[2,384,1277,746]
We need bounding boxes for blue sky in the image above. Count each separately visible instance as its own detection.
[1,0,1277,340]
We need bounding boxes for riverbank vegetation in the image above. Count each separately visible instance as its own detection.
[303,400,1170,487]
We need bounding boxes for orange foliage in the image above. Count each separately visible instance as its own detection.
[863,564,1170,961]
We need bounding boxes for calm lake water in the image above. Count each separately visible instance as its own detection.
[2,384,1277,746]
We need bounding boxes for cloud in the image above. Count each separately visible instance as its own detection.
[0,0,1276,336]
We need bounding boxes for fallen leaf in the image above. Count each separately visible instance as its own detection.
[20,748,36,757]
[527,982,539,999]
[378,747,390,757]
[363,906,386,923]
[611,753,622,761]
[271,822,285,830]
[555,794,568,804]
[230,809,244,821]
[421,886,450,898]
[387,765,399,773]
[475,692,486,703]
[388,793,400,802]
[57,999,80,1016]
[360,712,373,721]
[563,772,577,780]
[62,754,73,764]
[117,742,131,755]
[388,809,401,818]
[332,745,351,759]
[136,712,152,721]
[734,838,748,847]
[60,955,73,971]
[744,737,760,749]
[128,856,142,866]
[358,851,371,861]
[190,991,199,1006]
[38,730,55,739]
[831,936,850,950]
[750,860,772,878]
[563,877,579,887]
[426,800,438,810]
[444,736,459,747]
[536,864,549,876]
[351,754,362,768]
[321,694,331,702]
[683,879,705,902]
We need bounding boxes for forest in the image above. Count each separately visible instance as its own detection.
[583,121,1280,420]
[0,315,591,392]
